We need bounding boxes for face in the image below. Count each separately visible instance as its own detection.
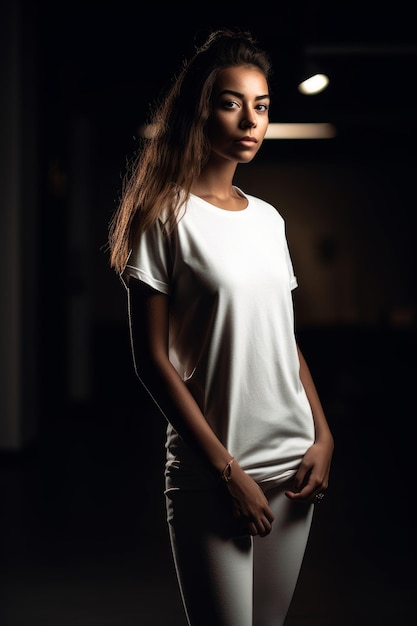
[207,65,270,164]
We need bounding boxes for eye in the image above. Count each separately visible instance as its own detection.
[222,99,240,110]
[256,103,269,112]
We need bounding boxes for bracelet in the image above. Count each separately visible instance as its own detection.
[221,457,235,482]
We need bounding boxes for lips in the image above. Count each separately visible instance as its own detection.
[236,136,258,144]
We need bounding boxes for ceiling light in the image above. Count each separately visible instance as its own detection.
[265,123,336,139]
[139,122,336,141]
[298,72,329,95]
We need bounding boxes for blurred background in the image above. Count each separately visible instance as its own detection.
[1,0,416,624]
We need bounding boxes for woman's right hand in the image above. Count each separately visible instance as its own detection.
[225,463,274,537]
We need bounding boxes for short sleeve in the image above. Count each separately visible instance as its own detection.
[284,237,298,291]
[121,220,171,294]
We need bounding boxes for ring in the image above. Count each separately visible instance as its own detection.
[313,491,325,504]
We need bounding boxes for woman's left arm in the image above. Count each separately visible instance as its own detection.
[285,344,334,502]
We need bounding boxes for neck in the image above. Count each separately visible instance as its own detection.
[192,159,238,198]
[191,162,247,211]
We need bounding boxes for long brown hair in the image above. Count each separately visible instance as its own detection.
[108,29,272,273]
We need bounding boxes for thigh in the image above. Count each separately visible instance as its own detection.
[166,486,253,626]
[253,483,314,626]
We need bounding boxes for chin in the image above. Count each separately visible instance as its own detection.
[237,154,257,164]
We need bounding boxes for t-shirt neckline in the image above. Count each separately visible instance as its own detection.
[189,186,250,214]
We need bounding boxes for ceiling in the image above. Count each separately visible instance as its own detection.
[36,1,417,156]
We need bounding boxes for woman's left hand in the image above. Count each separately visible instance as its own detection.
[284,436,334,504]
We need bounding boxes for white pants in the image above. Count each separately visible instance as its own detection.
[166,480,314,626]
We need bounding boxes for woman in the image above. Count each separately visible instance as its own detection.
[109,28,334,626]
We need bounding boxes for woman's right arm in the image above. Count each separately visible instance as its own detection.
[127,276,274,536]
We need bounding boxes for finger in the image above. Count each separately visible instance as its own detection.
[251,516,273,537]
[290,469,310,493]
[258,520,272,537]
[285,486,313,501]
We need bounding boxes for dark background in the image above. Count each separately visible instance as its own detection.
[1,0,416,624]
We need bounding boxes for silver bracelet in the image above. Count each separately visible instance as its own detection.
[221,457,235,482]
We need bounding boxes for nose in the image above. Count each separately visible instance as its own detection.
[239,109,257,129]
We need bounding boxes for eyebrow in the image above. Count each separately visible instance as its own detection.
[218,89,270,101]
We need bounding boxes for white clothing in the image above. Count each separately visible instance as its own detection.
[124,188,315,490]
[165,480,314,626]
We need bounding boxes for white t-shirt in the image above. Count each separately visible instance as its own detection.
[124,188,315,490]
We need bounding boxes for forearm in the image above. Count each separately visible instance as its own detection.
[136,355,233,476]
[297,345,334,445]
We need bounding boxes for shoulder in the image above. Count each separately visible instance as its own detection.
[234,186,282,214]
[245,192,285,223]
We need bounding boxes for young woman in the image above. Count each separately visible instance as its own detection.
[109,28,334,626]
